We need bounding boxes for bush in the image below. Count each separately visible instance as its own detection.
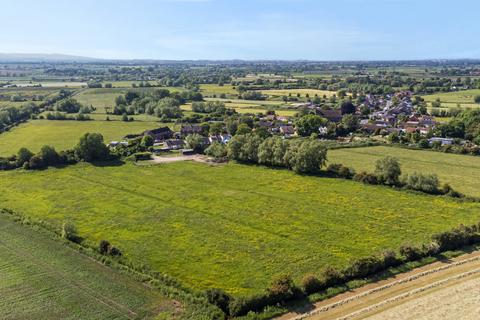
[205,142,227,160]
[404,172,440,194]
[28,154,46,170]
[61,222,78,242]
[399,243,424,261]
[267,274,297,302]
[344,256,384,279]
[205,288,232,314]
[17,147,34,166]
[327,163,355,179]
[99,240,111,255]
[321,266,344,287]
[374,156,401,185]
[381,250,400,269]
[301,274,323,295]
[353,171,378,184]
[39,145,59,166]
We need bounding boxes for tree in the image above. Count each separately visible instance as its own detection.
[284,139,327,174]
[295,114,327,137]
[39,145,59,166]
[340,100,356,114]
[140,135,154,148]
[17,147,34,166]
[56,98,83,113]
[75,133,110,162]
[339,114,358,134]
[61,222,77,241]
[374,156,401,185]
[258,136,289,167]
[226,134,262,163]
[205,142,227,160]
[267,274,296,302]
[185,133,206,153]
[474,95,480,104]
[236,123,252,135]
[209,122,224,136]
[404,172,439,194]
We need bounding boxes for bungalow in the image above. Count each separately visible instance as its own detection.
[180,124,203,136]
[280,125,295,138]
[317,109,342,123]
[143,127,173,142]
[164,139,185,150]
[428,137,454,146]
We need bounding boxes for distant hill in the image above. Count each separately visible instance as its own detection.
[0,53,101,63]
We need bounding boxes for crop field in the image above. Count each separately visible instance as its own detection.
[0,213,175,319]
[199,84,237,96]
[0,161,479,296]
[423,89,480,109]
[261,88,337,98]
[328,145,480,197]
[0,120,165,156]
[181,102,297,116]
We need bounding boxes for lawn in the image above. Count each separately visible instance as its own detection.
[0,161,479,297]
[0,120,166,156]
[329,145,480,197]
[0,213,175,320]
[423,89,480,109]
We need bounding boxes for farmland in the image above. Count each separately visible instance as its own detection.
[1,161,479,296]
[0,120,166,156]
[328,146,480,197]
[261,88,337,98]
[0,213,176,320]
[423,89,480,109]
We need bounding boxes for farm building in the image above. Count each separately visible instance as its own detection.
[143,127,173,141]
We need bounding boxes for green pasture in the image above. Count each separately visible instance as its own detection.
[260,88,337,98]
[329,145,480,197]
[0,120,166,156]
[0,161,479,296]
[423,89,480,109]
[0,213,175,319]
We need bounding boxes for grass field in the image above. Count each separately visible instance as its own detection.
[423,89,480,109]
[261,89,337,98]
[0,120,165,156]
[181,102,297,116]
[329,146,480,197]
[0,161,479,296]
[199,84,237,96]
[0,213,175,319]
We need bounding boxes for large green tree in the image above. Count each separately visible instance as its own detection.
[75,133,110,162]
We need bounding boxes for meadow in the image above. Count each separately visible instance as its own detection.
[0,120,165,156]
[328,145,480,197]
[261,88,337,98]
[0,161,479,296]
[423,89,480,109]
[0,213,175,319]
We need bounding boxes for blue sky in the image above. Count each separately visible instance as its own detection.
[1,0,479,60]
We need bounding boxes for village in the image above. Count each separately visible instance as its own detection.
[108,91,455,158]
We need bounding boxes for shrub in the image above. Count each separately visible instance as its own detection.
[353,171,378,184]
[61,222,78,242]
[404,172,440,194]
[374,156,401,185]
[17,147,34,166]
[205,288,232,314]
[327,163,355,179]
[205,142,227,160]
[321,266,344,287]
[301,274,323,295]
[99,240,111,255]
[267,274,297,302]
[381,250,400,269]
[39,145,59,166]
[344,256,384,279]
[399,243,424,261]
[28,154,46,170]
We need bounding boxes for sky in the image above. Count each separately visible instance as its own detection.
[1,0,479,60]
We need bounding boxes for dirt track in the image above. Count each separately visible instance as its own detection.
[277,250,480,320]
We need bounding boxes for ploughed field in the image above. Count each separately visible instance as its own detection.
[1,161,479,296]
[328,146,480,197]
[0,213,175,319]
[0,120,165,156]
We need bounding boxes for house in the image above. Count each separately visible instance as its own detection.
[317,109,342,122]
[143,127,173,142]
[428,137,454,146]
[180,124,203,136]
[164,139,185,150]
[280,125,295,138]
[108,141,129,148]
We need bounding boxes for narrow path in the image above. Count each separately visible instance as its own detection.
[277,250,480,320]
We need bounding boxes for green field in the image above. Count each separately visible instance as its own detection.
[0,120,165,156]
[261,88,337,98]
[1,161,479,296]
[199,84,237,96]
[423,89,480,109]
[0,213,175,319]
[329,146,480,197]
